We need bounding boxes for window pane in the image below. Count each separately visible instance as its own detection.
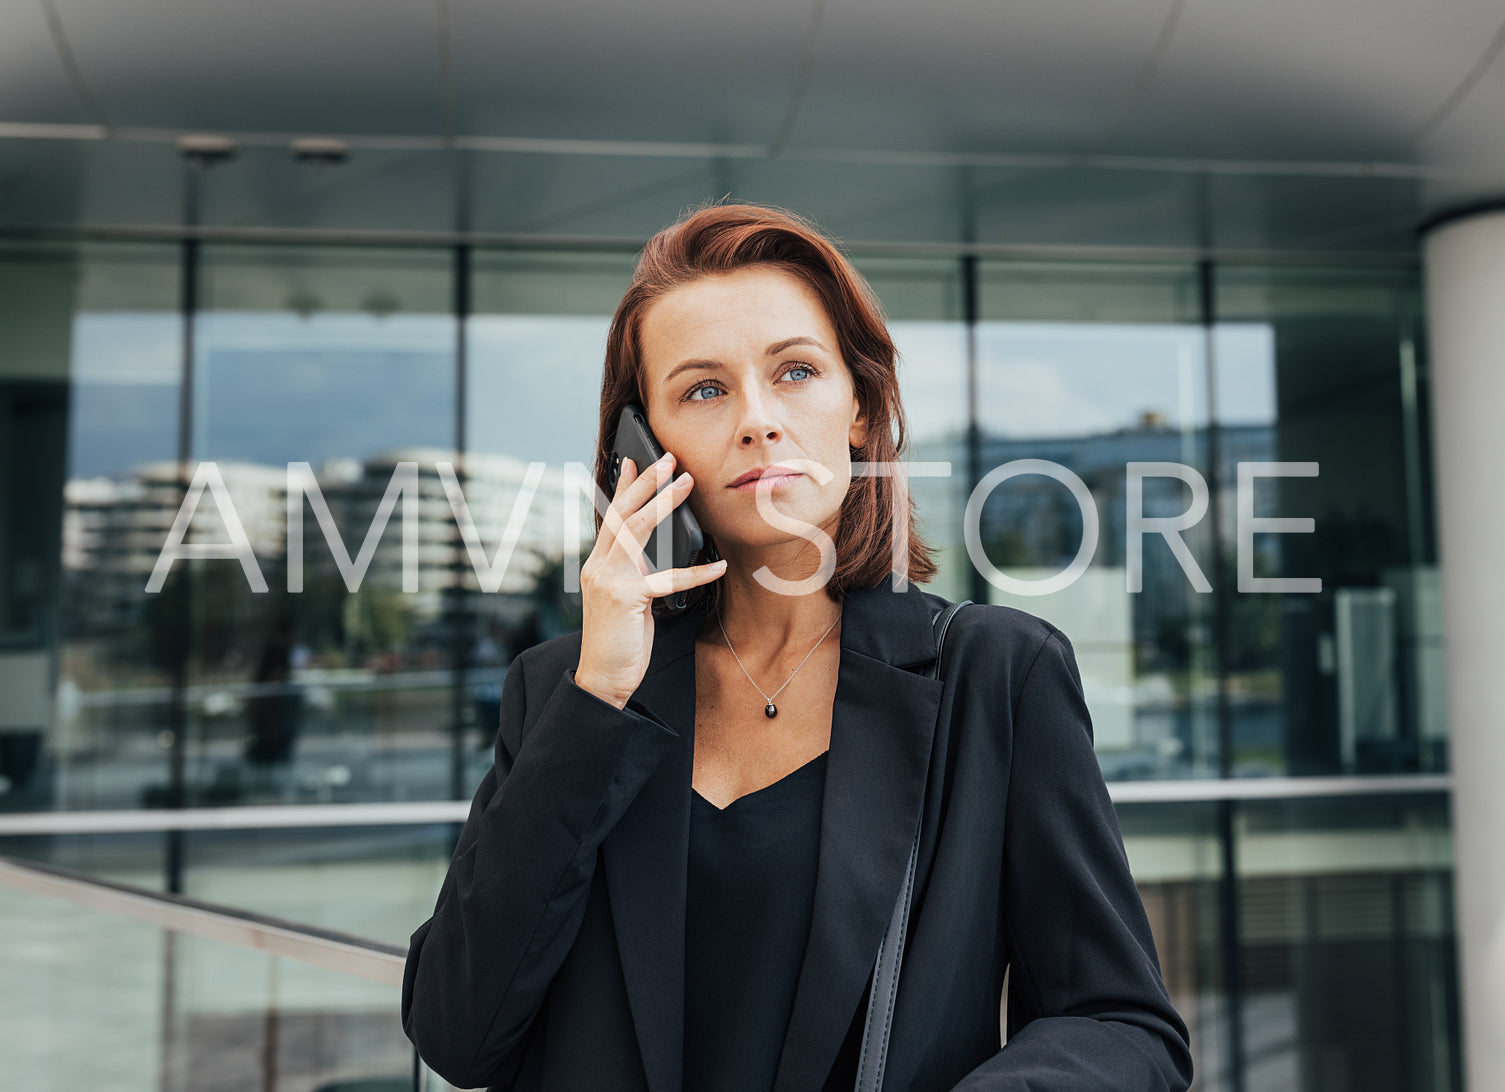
[1234,793,1459,1091]
[186,245,457,806]
[1117,801,1229,1090]
[0,240,182,814]
[1214,266,1439,776]
[976,261,1218,779]
[855,257,971,602]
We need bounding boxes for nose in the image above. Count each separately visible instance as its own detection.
[737,387,781,447]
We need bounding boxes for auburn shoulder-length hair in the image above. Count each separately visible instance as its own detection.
[593,202,937,615]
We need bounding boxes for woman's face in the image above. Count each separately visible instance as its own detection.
[638,265,869,552]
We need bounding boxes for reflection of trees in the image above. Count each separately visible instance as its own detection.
[978,528,1033,569]
[1152,613,1191,672]
[139,567,187,679]
[525,552,584,642]
[1144,550,1281,681]
[142,562,270,679]
[342,585,414,658]
[294,565,415,664]
[140,559,418,677]
[1225,549,1282,671]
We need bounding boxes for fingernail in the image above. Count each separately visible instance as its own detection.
[657,451,673,466]
[674,471,691,487]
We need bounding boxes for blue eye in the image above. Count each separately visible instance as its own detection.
[688,383,721,401]
[787,365,813,381]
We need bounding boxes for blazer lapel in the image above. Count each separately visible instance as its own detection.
[599,582,945,1092]
[772,582,943,1092]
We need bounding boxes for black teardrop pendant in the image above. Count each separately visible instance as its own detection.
[765,703,778,719]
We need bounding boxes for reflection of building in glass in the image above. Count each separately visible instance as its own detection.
[307,448,594,609]
[971,420,1273,573]
[915,418,1276,649]
[61,451,595,642]
[62,461,289,639]
[916,417,1294,779]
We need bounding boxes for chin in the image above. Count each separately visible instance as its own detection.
[710,504,844,550]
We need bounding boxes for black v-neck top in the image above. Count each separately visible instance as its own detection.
[683,750,829,1092]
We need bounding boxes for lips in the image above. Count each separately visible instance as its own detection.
[728,465,803,489]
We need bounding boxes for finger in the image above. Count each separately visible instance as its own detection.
[640,558,728,599]
[604,454,678,547]
[608,448,674,526]
[601,453,649,540]
[622,470,693,550]
[614,457,635,494]
[589,459,631,563]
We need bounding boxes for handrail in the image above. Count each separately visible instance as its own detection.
[0,800,468,835]
[70,667,460,709]
[0,855,407,986]
[1107,772,1453,803]
[0,774,1455,836]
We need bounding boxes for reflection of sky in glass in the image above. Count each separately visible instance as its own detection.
[192,312,455,465]
[465,316,972,467]
[67,312,180,479]
[890,321,968,445]
[65,310,1277,479]
[467,315,610,466]
[978,322,1276,438]
[1213,323,1277,426]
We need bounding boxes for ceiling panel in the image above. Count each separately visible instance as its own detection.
[967,166,1202,250]
[53,0,444,133]
[448,0,816,145]
[466,152,722,237]
[192,145,461,233]
[3,0,1504,250]
[0,132,1459,256]
[724,158,974,245]
[0,1,95,124]
[1100,0,1505,161]
[1417,47,1505,170]
[787,0,1174,154]
[1204,172,1428,253]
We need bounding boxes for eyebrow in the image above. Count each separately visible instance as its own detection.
[660,336,830,387]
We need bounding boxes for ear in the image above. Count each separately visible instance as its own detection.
[849,402,870,449]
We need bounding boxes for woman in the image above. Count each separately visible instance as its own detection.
[402,204,1193,1091]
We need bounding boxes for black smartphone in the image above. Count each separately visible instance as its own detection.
[607,403,709,610]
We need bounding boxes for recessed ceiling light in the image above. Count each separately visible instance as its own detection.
[175,133,238,165]
[290,137,350,165]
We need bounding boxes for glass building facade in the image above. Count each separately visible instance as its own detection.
[0,235,1456,1090]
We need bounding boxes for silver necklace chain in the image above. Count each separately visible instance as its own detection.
[716,606,841,719]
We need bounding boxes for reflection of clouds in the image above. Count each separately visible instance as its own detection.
[198,345,453,469]
[890,321,968,444]
[197,312,455,353]
[468,315,611,466]
[981,356,1120,437]
[1214,324,1277,426]
[467,316,974,465]
[72,313,181,384]
[976,321,1278,437]
[978,322,1207,438]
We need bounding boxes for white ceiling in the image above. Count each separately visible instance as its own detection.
[2,0,1504,253]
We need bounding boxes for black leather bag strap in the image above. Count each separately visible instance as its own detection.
[854,599,972,1091]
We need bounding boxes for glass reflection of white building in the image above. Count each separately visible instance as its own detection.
[61,450,595,636]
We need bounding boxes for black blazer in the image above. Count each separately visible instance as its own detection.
[402,580,1193,1091]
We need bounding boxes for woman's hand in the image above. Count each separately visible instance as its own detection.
[574,452,728,709]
